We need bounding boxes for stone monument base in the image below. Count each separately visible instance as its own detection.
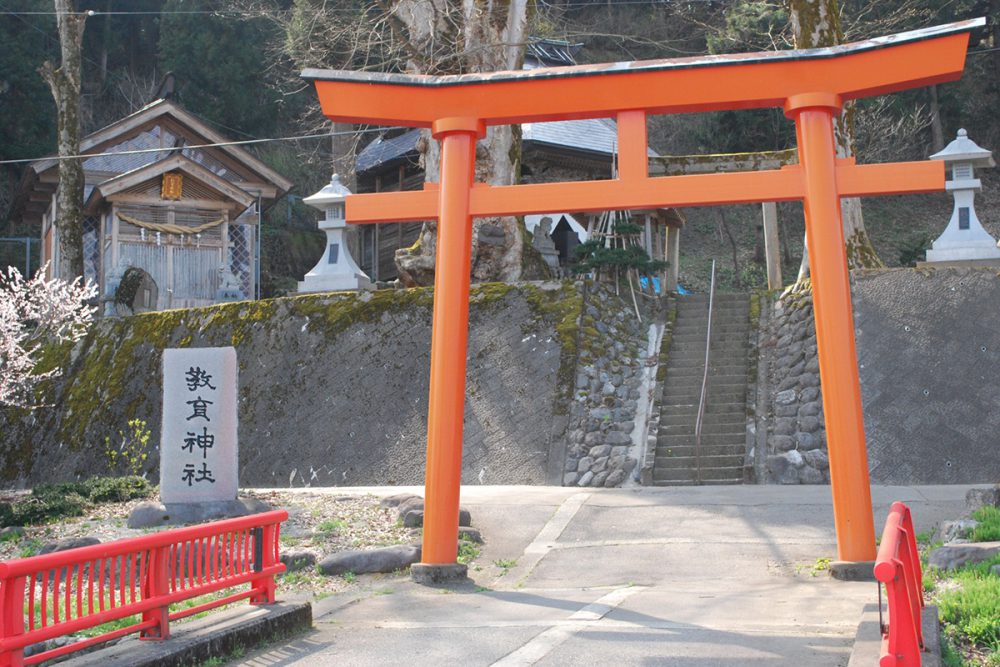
[410,562,469,585]
[127,497,272,529]
[916,258,1000,269]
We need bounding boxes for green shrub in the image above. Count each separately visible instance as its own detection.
[0,477,155,527]
[971,506,1000,543]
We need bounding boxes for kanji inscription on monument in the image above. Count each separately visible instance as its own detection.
[161,347,238,503]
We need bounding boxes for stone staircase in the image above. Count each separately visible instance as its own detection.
[652,293,751,485]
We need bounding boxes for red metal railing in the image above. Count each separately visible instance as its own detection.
[874,501,924,667]
[0,510,286,666]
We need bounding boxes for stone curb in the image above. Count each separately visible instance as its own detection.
[58,601,312,666]
[847,602,940,667]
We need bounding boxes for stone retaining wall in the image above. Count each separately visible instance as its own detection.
[1,281,660,490]
[761,268,1000,485]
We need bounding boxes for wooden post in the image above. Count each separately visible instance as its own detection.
[762,202,782,290]
[666,226,680,292]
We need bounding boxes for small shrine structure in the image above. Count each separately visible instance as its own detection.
[923,129,1000,265]
[13,98,292,311]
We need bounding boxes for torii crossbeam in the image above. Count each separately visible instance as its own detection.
[304,18,983,579]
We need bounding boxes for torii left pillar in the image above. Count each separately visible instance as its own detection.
[410,118,484,583]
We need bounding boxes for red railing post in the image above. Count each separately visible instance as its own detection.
[140,546,171,640]
[0,575,26,667]
[875,502,925,667]
[250,526,277,605]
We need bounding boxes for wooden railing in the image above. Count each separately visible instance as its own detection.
[874,501,924,667]
[0,510,287,666]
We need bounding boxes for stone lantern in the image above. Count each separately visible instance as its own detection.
[298,174,373,292]
[925,129,1000,263]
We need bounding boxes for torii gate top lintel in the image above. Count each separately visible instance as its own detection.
[304,19,983,574]
[303,18,982,128]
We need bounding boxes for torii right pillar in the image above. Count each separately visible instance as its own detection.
[786,93,875,568]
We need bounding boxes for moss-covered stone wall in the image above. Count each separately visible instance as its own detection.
[0,281,585,488]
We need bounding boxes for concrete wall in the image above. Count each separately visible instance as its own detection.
[762,268,1000,485]
[0,282,582,488]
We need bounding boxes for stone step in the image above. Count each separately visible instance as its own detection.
[669,341,749,352]
[654,443,746,459]
[674,320,749,330]
[653,453,746,470]
[650,477,744,486]
[674,307,750,317]
[670,333,749,344]
[678,294,748,303]
[670,332,749,343]
[666,362,748,374]
[662,378,749,392]
[657,432,745,448]
[652,465,745,483]
[658,421,746,436]
[658,409,745,426]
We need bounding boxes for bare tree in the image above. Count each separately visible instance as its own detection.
[789,0,883,277]
[387,0,535,286]
[39,0,88,280]
[267,0,540,285]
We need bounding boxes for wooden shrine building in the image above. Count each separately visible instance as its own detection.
[13,99,292,311]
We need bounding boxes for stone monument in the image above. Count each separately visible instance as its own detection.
[924,129,1000,264]
[128,346,268,528]
[532,216,561,274]
[298,174,373,293]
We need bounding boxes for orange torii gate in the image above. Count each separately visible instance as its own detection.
[304,18,982,580]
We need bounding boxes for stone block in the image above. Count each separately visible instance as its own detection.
[605,432,631,446]
[577,456,594,473]
[605,469,627,487]
[773,418,796,436]
[578,471,595,486]
[160,347,239,504]
[589,445,612,458]
[802,449,829,471]
[281,550,318,572]
[563,472,579,486]
[775,389,797,405]
[319,545,422,576]
[799,416,821,433]
[770,435,795,452]
[927,542,1000,571]
[774,405,797,418]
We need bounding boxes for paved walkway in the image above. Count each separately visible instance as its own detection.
[236,484,975,667]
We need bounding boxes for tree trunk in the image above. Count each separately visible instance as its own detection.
[928,84,945,154]
[40,0,87,281]
[393,0,545,286]
[716,208,741,289]
[788,0,882,278]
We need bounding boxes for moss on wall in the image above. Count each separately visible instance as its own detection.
[1,280,588,487]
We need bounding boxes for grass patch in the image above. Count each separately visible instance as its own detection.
[971,506,1000,543]
[456,536,480,566]
[315,519,347,536]
[936,556,1000,649]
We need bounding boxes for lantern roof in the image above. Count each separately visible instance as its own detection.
[304,174,352,209]
[930,129,995,168]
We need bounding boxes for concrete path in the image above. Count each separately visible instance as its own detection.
[236,484,975,667]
